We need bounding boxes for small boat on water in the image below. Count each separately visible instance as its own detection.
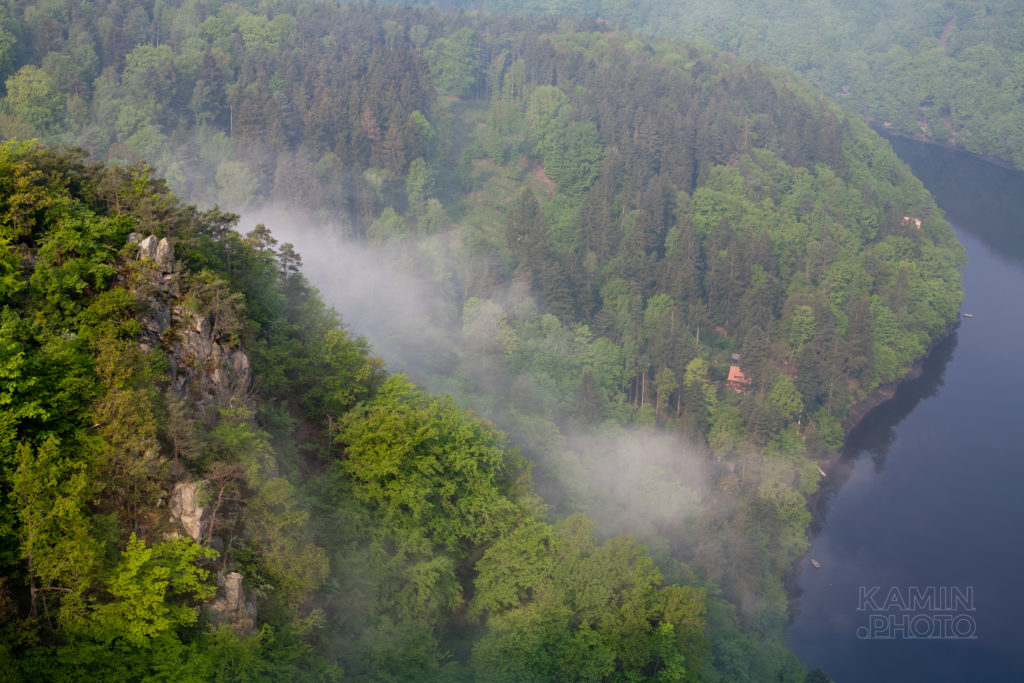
[810,559,821,569]
[963,313,974,318]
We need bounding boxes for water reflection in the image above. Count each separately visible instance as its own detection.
[806,330,958,535]
[880,131,1024,268]
[844,331,957,463]
[789,131,1024,683]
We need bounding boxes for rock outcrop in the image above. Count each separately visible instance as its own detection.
[170,313,252,410]
[168,480,206,542]
[130,233,178,353]
[130,233,252,412]
[208,571,257,635]
[132,233,259,633]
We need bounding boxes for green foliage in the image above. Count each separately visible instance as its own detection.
[473,602,618,681]
[207,406,274,481]
[85,534,216,646]
[0,311,46,455]
[367,206,406,244]
[682,358,716,431]
[554,121,605,198]
[339,375,525,553]
[458,0,1024,171]
[4,65,64,134]
[708,404,746,454]
[405,157,436,210]
[301,328,384,421]
[0,144,351,678]
[246,477,329,611]
[427,27,480,97]
[6,438,97,624]
[788,306,816,357]
[0,4,973,678]
[181,270,246,342]
[215,161,258,209]
[767,375,803,425]
[523,85,605,197]
[471,515,710,680]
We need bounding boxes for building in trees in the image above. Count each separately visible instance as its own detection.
[726,365,752,393]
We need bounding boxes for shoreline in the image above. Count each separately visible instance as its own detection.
[788,320,959,597]
[814,318,958,494]
[840,319,959,439]
[868,120,1020,172]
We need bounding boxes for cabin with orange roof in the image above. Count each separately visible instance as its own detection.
[726,365,751,393]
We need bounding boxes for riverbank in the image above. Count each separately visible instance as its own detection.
[806,320,960,500]
[868,120,1020,172]
[787,126,1024,682]
[840,320,959,437]
[789,320,959,588]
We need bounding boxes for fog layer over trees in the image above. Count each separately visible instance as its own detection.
[0,2,964,680]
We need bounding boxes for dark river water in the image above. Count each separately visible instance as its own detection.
[786,134,1024,680]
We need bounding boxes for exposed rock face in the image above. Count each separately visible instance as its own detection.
[168,480,206,542]
[208,571,257,635]
[155,237,175,273]
[132,234,178,353]
[131,233,252,412]
[170,313,252,410]
[132,234,259,633]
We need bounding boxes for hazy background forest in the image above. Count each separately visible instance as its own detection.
[0,0,975,680]
[401,0,1024,171]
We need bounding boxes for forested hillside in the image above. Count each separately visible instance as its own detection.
[0,142,717,680]
[0,1,964,680]
[414,0,1024,170]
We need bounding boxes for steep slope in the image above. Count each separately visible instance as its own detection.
[0,3,967,679]
[0,142,716,681]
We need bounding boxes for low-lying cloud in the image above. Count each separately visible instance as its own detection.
[242,207,714,554]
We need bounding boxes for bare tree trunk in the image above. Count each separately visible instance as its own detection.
[206,485,226,546]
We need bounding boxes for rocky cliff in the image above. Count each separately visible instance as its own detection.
[132,233,258,633]
[131,233,252,412]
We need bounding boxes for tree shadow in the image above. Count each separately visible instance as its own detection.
[806,330,958,536]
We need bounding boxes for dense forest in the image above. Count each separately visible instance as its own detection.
[410,0,1024,171]
[0,1,964,680]
[0,143,714,679]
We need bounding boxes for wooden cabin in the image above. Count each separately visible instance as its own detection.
[726,365,751,393]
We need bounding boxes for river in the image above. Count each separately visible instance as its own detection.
[786,134,1024,680]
